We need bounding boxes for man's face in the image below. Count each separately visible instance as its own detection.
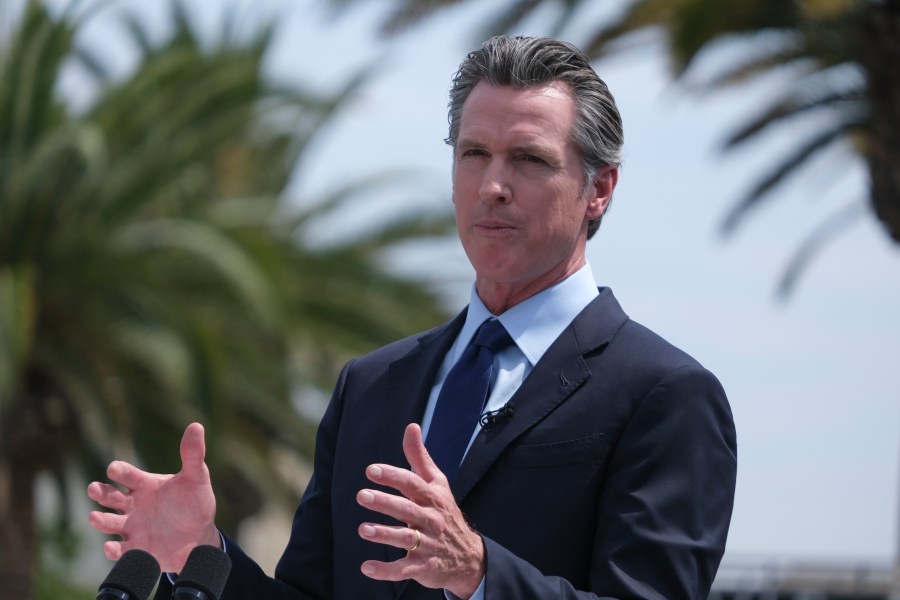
[452,81,614,310]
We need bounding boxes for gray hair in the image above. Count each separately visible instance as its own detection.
[446,36,624,238]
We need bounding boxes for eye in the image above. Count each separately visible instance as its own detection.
[521,154,546,165]
[461,148,488,158]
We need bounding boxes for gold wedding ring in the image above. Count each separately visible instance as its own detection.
[405,528,421,552]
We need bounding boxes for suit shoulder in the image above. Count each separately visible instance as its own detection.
[607,317,720,385]
[349,317,457,372]
[579,288,714,376]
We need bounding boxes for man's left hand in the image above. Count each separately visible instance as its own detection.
[357,423,485,600]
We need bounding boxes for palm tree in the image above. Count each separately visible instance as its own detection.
[345,0,900,296]
[0,1,451,597]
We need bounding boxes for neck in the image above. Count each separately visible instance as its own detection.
[475,258,586,315]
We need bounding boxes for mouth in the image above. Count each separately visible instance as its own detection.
[474,219,516,233]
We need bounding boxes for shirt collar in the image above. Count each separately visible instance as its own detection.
[458,263,599,366]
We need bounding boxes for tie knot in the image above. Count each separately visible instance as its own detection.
[473,319,513,353]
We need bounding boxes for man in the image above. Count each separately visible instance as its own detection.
[88,35,737,599]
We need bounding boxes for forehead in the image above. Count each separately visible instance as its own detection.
[458,81,578,147]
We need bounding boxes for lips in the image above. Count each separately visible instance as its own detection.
[473,218,517,232]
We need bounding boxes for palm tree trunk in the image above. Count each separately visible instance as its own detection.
[0,368,78,599]
[0,457,37,599]
[861,0,900,242]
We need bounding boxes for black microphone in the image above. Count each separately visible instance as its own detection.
[480,402,515,431]
[171,544,232,600]
[97,549,161,600]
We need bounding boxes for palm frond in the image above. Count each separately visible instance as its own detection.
[723,83,865,149]
[379,0,464,36]
[0,1,72,178]
[668,0,799,73]
[119,10,155,56]
[479,0,543,40]
[0,266,35,407]
[71,44,112,86]
[776,201,865,298]
[330,212,456,253]
[116,218,284,329]
[685,32,807,91]
[283,168,432,232]
[721,118,863,234]
[584,0,673,61]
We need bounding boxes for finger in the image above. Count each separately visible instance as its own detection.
[103,539,125,561]
[357,488,422,527]
[364,464,431,503]
[106,461,148,492]
[359,523,422,552]
[402,423,446,484]
[87,482,130,511]
[180,422,207,479]
[361,558,419,582]
[89,511,127,536]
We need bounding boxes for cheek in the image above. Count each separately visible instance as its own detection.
[542,198,578,229]
[452,194,467,226]
[451,176,472,209]
[535,199,588,247]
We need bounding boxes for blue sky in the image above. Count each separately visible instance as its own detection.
[42,0,900,570]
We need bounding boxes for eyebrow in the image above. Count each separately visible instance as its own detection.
[513,142,555,157]
[456,138,558,159]
[456,138,487,151]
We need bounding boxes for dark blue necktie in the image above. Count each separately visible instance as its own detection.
[426,319,514,483]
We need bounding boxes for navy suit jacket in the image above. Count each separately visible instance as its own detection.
[156,288,737,599]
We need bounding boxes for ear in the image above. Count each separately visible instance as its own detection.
[585,165,618,220]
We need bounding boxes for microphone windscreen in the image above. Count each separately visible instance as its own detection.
[174,544,232,600]
[98,549,161,600]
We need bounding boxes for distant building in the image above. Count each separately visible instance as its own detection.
[710,558,896,599]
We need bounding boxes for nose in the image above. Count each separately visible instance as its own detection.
[478,160,511,204]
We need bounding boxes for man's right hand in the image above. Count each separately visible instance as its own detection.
[87,422,220,573]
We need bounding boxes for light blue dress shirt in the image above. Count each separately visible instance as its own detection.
[420,263,600,600]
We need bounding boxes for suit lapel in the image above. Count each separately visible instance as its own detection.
[451,288,628,502]
[378,310,467,470]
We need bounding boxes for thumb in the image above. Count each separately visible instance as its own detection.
[180,422,208,479]
[402,423,446,484]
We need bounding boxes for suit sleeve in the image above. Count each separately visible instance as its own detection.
[482,364,737,599]
[153,362,354,600]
